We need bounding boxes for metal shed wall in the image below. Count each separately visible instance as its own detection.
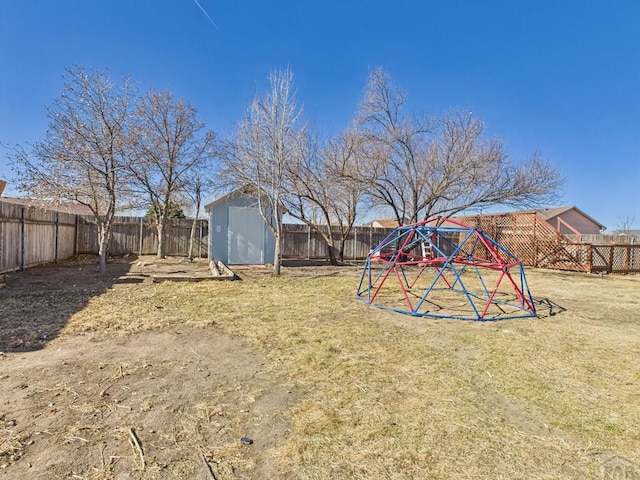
[208,193,276,265]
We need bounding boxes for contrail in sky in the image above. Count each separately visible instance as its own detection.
[192,0,219,31]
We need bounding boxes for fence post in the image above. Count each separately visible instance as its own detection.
[74,215,79,256]
[625,246,631,271]
[608,246,614,274]
[307,224,311,260]
[139,217,144,256]
[353,227,357,260]
[54,212,59,263]
[532,217,538,267]
[199,219,203,259]
[369,226,373,253]
[20,207,25,271]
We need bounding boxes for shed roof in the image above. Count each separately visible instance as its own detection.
[204,187,249,212]
[204,186,287,214]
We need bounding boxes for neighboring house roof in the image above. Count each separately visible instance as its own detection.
[536,206,606,230]
[0,196,93,215]
[369,219,403,228]
[0,180,6,196]
[456,205,606,235]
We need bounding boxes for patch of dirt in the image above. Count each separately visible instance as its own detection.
[0,316,296,479]
[0,256,299,479]
[0,256,135,352]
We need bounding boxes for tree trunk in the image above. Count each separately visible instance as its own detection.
[156,221,165,259]
[327,244,338,265]
[187,218,197,260]
[188,195,202,260]
[273,231,282,276]
[97,222,109,273]
[325,229,339,265]
[339,225,354,263]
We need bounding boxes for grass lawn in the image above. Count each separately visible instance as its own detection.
[2,260,640,479]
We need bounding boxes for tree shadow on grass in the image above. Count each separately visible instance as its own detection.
[0,257,142,353]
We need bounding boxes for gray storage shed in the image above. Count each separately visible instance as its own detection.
[204,188,277,265]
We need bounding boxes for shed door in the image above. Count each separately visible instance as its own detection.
[228,206,265,264]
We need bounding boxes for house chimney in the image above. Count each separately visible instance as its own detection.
[0,180,6,197]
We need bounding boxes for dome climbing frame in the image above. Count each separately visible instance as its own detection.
[356,217,537,320]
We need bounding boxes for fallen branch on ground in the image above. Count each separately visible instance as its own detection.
[128,428,145,470]
[200,451,218,480]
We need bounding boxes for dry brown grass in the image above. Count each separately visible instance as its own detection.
[55,263,640,479]
[2,259,640,478]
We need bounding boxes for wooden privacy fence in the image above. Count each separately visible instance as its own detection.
[0,203,386,273]
[281,224,394,260]
[2,199,639,274]
[566,233,640,244]
[0,200,209,274]
[281,222,640,273]
[76,216,208,258]
[0,201,77,274]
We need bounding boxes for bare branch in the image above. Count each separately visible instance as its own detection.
[283,130,366,264]
[10,65,134,272]
[354,68,563,223]
[126,90,216,258]
[218,68,305,275]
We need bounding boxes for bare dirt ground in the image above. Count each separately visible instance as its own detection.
[0,257,297,479]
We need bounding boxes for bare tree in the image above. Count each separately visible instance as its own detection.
[355,68,563,224]
[11,66,133,273]
[127,90,216,258]
[220,68,305,275]
[284,130,365,264]
[616,213,636,235]
[183,171,214,260]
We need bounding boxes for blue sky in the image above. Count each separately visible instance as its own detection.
[1,0,639,229]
